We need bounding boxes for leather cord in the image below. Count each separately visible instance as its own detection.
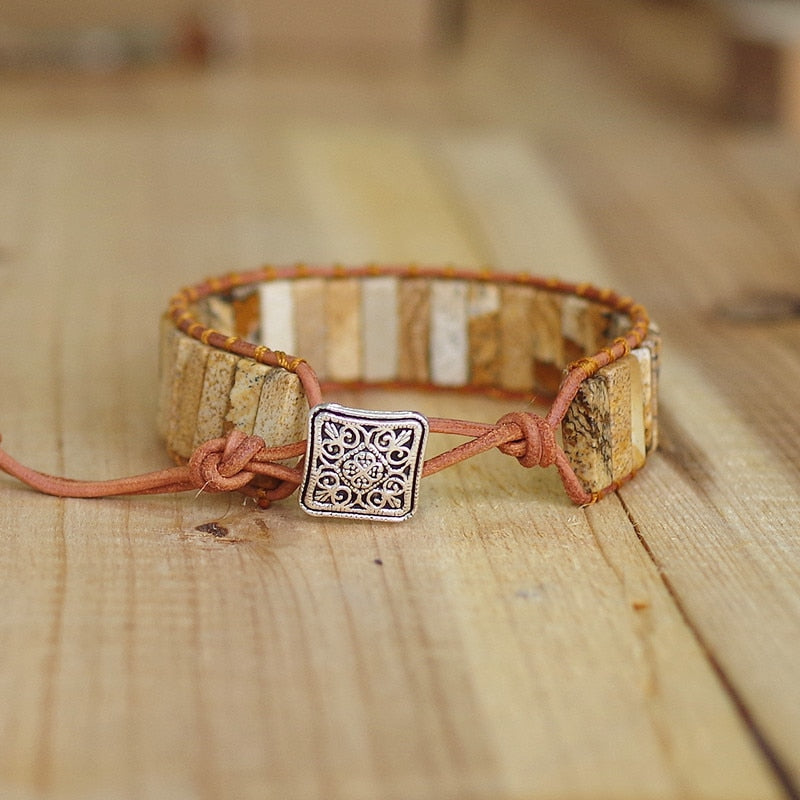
[0,405,609,507]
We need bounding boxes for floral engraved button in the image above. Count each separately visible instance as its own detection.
[299,403,429,521]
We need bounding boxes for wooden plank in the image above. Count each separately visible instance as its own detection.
[432,133,607,280]
[534,25,800,783]
[721,0,800,131]
[620,329,800,787]
[434,128,785,798]
[156,316,181,440]
[289,127,480,266]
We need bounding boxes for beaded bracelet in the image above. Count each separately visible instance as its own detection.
[0,264,659,521]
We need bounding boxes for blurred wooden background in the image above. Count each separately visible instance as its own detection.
[1,1,799,798]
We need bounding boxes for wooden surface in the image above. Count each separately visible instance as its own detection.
[719,0,800,131]
[1,1,799,798]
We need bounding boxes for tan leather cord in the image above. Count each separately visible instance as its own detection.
[424,410,592,505]
[0,264,653,510]
[0,432,305,508]
[0,410,593,506]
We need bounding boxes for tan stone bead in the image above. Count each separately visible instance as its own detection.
[640,327,661,452]
[361,275,399,382]
[225,359,270,436]
[397,278,430,384]
[293,278,327,378]
[200,296,236,336]
[469,314,500,388]
[631,345,654,456]
[259,280,297,355]
[193,349,240,448]
[253,368,308,451]
[605,354,646,482]
[468,282,501,388]
[562,354,648,492]
[164,333,210,460]
[430,280,469,387]
[531,290,564,366]
[561,296,611,357]
[231,290,260,339]
[531,290,565,396]
[499,285,535,393]
[625,354,647,475]
[562,373,613,492]
[604,312,631,341]
[325,278,361,382]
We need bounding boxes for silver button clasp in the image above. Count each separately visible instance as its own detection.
[299,403,429,521]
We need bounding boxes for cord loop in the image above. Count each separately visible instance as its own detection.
[496,412,558,469]
[188,430,266,492]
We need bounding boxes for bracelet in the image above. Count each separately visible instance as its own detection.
[0,264,659,521]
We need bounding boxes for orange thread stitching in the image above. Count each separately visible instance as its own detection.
[273,350,306,372]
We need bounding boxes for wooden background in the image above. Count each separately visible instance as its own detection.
[1,1,799,798]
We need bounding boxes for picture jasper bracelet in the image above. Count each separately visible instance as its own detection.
[0,264,659,521]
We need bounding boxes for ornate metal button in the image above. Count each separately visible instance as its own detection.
[299,403,429,521]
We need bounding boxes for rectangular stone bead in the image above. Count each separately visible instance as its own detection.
[430,280,469,387]
[605,354,647,481]
[631,345,654,456]
[325,278,362,382]
[207,296,237,336]
[293,278,327,379]
[605,312,631,340]
[625,354,647,475]
[561,354,647,492]
[561,296,611,359]
[640,327,661,452]
[253,367,308,449]
[259,280,297,355]
[532,290,564,365]
[193,349,240,448]
[192,296,236,335]
[226,359,271,435]
[531,290,565,396]
[361,275,399,382]
[561,372,613,492]
[499,285,536,393]
[166,334,211,460]
[231,289,260,340]
[156,317,181,440]
[397,278,430,384]
[468,282,501,388]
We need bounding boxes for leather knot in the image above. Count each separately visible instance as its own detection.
[496,412,557,468]
[188,430,267,492]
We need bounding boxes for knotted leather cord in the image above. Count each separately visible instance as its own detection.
[0,265,651,509]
